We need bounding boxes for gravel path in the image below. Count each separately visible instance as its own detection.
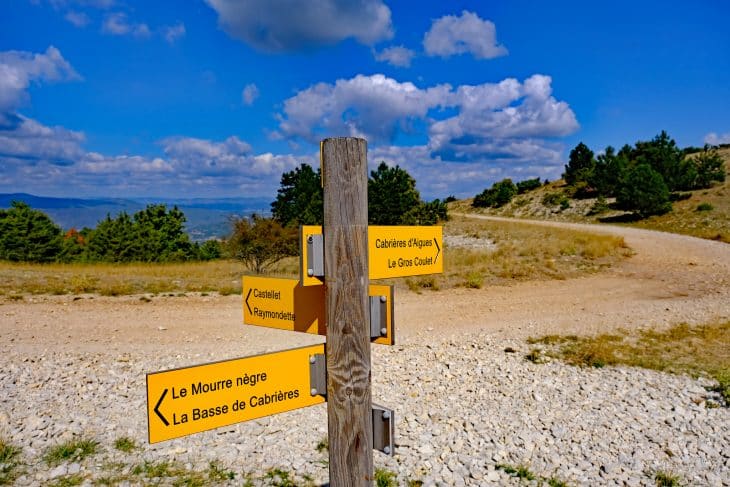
[1,218,729,486]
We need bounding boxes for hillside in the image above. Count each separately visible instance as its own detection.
[450,147,730,243]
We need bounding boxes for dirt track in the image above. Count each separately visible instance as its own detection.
[3,217,729,355]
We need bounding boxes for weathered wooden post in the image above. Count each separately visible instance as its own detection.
[321,137,373,485]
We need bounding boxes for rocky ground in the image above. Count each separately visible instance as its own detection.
[1,218,729,486]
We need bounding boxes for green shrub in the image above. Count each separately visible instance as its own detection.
[473,179,518,208]
[516,177,542,194]
[696,203,714,212]
[616,164,672,217]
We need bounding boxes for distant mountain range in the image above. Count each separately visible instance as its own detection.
[0,193,272,241]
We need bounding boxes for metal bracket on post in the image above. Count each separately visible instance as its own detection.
[372,404,394,455]
[309,353,326,398]
[306,234,324,278]
[369,295,387,340]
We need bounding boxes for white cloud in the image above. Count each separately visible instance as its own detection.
[204,0,392,52]
[275,73,577,198]
[428,74,579,157]
[368,140,563,199]
[163,22,186,44]
[423,10,507,60]
[102,12,151,38]
[374,45,416,67]
[0,114,86,165]
[276,73,577,147]
[241,83,259,105]
[0,46,81,113]
[64,10,90,27]
[704,132,730,145]
[0,122,312,197]
[276,74,451,142]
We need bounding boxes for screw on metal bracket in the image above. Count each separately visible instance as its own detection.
[309,353,326,399]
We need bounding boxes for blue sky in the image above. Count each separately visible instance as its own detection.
[1,0,729,200]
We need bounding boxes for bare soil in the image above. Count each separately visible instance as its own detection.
[2,217,729,356]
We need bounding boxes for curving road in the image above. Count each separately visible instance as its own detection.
[395,214,730,340]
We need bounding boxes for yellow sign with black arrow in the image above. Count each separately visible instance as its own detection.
[147,344,325,443]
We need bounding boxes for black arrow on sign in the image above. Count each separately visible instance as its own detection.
[154,388,169,426]
[245,288,253,315]
[434,237,441,264]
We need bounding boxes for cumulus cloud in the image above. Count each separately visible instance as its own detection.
[276,74,451,142]
[704,132,730,145]
[0,114,86,165]
[163,22,186,44]
[423,10,507,60]
[276,73,577,147]
[64,10,90,27]
[0,46,81,114]
[102,12,151,38]
[275,73,577,198]
[241,83,259,105]
[204,0,392,52]
[368,140,563,199]
[428,74,579,159]
[374,45,416,67]
[0,120,311,197]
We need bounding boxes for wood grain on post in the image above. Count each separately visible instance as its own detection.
[322,137,373,485]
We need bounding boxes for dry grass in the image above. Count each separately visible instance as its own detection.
[0,217,629,297]
[428,216,630,290]
[0,258,299,298]
[529,321,730,404]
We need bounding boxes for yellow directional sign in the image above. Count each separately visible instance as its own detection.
[300,225,443,281]
[243,276,325,335]
[368,225,442,279]
[243,276,395,345]
[146,344,325,443]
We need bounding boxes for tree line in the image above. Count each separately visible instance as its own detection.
[1,161,447,267]
[471,131,726,219]
[0,202,221,264]
[562,132,725,217]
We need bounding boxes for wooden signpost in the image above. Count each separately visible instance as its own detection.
[145,137,443,486]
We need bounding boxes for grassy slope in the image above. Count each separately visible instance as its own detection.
[450,147,730,243]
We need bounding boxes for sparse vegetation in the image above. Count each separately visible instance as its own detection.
[496,463,571,485]
[529,321,730,404]
[496,463,536,481]
[44,438,98,466]
[654,470,682,486]
[525,348,546,364]
[48,474,84,487]
[696,202,713,212]
[113,437,136,453]
[374,467,398,487]
[263,467,298,487]
[0,439,22,485]
[315,437,328,453]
